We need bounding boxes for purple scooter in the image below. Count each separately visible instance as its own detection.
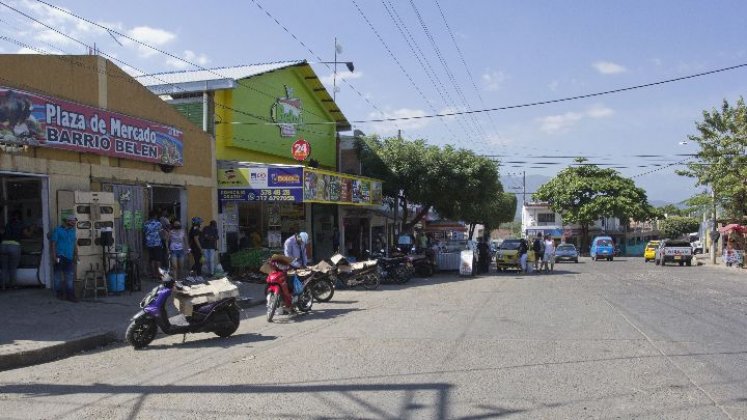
[125,268,240,349]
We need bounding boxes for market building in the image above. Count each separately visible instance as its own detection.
[136,61,383,261]
[0,54,216,292]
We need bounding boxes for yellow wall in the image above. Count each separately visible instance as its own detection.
[0,54,217,222]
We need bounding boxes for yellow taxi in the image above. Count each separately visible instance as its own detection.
[644,240,660,262]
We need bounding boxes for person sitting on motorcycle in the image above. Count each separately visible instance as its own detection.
[283,230,307,268]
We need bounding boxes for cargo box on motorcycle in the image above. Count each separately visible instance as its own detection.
[173,278,240,317]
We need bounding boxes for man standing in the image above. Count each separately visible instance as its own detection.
[143,211,164,280]
[51,214,78,301]
[188,217,203,275]
[532,233,544,272]
[201,220,218,277]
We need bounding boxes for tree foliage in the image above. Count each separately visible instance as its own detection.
[533,159,656,248]
[359,135,509,230]
[658,216,700,239]
[677,97,747,220]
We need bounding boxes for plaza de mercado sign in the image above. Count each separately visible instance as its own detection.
[0,87,184,166]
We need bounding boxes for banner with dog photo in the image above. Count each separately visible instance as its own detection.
[0,86,184,166]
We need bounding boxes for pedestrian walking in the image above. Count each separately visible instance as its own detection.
[188,217,203,275]
[532,234,544,272]
[518,238,529,273]
[541,237,555,273]
[51,214,78,301]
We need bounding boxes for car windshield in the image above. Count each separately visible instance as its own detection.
[557,245,575,251]
[646,243,658,249]
[666,240,691,247]
[597,239,613,247]
[499,240,521,250]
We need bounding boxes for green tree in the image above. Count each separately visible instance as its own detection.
[533,158,656,250]
[656,204,684,217]
[461,192,517,238]
[360,136,504,231]
[677,97,747,220]
[658,216,700,239]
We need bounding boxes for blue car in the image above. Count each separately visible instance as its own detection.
[554,244,579,263]
[590,236,615,261]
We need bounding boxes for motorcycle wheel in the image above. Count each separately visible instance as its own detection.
[395,266,410,284]
[363,272,380,290]
[266,292,279,322]
[214,305,240,337]
[297,289,313,312]
[416,264,434,277]
[311,279,334,302]
[125,318,157,349]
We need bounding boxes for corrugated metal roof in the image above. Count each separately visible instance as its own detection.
[134,60,305,87]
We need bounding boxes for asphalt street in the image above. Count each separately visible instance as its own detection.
[0,258,745,419]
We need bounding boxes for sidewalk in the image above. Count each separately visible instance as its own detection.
[694,253,745,272]
[0,280,266,371]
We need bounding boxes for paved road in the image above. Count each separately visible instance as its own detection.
[0,258,745,419]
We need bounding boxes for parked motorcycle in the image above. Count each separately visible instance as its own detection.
[125,268,241,349]
[328,253,380,289]
[301,260,336,302]
[370,250,412,284]
[408,248,437,277]
[262,255,314,322]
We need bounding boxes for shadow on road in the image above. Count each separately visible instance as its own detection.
[136,332,277,350]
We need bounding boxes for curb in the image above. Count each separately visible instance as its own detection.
[0,298,265,371]
[0,331,119,372]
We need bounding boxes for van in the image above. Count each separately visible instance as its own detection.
[590,236,615,261]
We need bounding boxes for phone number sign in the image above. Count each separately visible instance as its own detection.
[218,188,303,202]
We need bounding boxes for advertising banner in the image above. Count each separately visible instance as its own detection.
[0,87,184,165]
[303,168,383,206]
[217,166,382,205]
[218,166,304,202]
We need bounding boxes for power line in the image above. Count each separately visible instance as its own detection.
[247,0,401,132]
[433,0,504,144]
[351,0,459,141]
[350,62,747,123]
[380,0,486,148]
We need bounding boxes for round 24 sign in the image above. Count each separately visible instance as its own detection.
[291,138,311,161]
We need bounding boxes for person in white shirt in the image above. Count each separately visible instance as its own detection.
[541,238,555,273]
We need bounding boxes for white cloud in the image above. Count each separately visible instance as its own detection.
[482,69,507,91]
[537,104,614,134]
[365,108,430,135]
[125,26,176,57]
[319,70,363,88]
[593,61,627,74]
[166,50,211,69]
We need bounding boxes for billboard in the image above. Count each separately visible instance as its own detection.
[0,86,184,165]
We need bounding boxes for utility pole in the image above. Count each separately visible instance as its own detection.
[711,188,717,264]
[522,171,526,204]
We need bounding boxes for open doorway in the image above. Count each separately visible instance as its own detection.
[0,174,47,287]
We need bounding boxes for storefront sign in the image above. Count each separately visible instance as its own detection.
[270,85,302,137]
[217,165,383,206]
[291,138,311,161]
[0,87,184,165]
[218,188,303,202]
[218,166,304,202]
[303,168,383,206]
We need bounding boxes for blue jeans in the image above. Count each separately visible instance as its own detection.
[203,248,216,275]
[54,256,75,298]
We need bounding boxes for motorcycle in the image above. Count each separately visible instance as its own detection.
[125,268,241,349]
[408,248,437,277]
[369,250,412,284]
[262,254,314,322]
[300,260,336,303]
[328,253,380,289]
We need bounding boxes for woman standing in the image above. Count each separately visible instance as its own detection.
[169,221,187,279]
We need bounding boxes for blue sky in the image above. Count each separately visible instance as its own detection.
[2,0,746,203]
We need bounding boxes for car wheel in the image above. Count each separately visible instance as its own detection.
[655,259,660,265]
[686,260,692,267]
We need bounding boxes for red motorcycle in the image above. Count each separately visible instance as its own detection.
[263,254,313,322]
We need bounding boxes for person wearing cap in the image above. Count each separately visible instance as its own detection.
[51,214,78,301]
[188,217,203,275]
[283,230,307,267]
